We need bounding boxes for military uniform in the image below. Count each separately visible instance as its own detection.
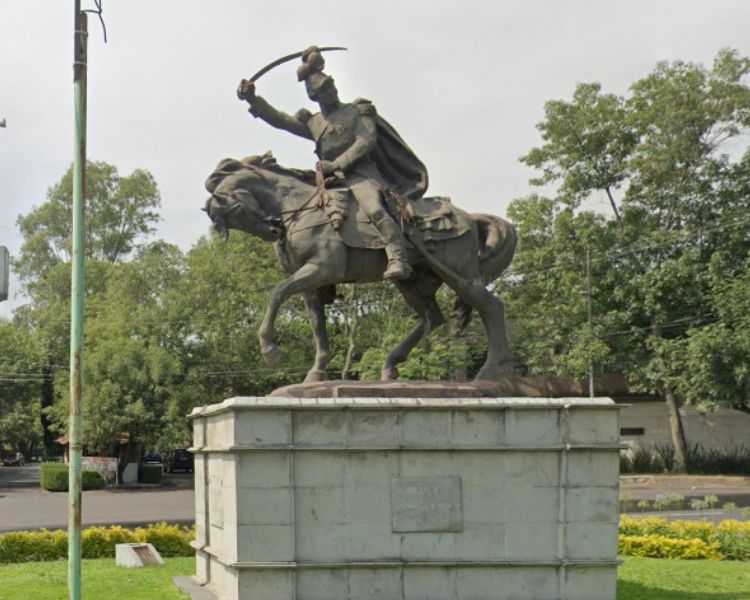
[248,94,418,279]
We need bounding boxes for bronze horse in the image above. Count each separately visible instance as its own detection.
[204,153,517,383]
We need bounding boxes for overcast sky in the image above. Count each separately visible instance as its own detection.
[2,0,750,317]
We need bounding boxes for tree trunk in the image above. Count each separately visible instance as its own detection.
[651,321,688,473]
[605,186,623,230]
[40,359,56,455]
[660,382,689,473]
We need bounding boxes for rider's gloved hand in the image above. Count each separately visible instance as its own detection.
[237,79,256,102]
[319,160,339,176]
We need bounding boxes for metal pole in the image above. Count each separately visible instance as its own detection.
[69,4,87,599]
[586,247,594,398]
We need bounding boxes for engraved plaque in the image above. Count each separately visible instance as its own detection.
[391,476,463,532]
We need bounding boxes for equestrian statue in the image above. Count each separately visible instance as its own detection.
[204,46,517,383]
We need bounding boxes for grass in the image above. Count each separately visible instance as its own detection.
[0,556,193,600]
[618,556,750,599]
[0,556,749,599]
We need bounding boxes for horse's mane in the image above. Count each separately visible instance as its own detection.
[206,152,316,193]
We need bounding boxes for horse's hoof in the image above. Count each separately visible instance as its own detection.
[381,367,399,381]
[262,344,283,368]
[303,369,327,383]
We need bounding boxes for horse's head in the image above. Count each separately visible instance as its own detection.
[203,153,285,242]
[203,192,283,242]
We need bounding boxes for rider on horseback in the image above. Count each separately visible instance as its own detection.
[237,46,428,281]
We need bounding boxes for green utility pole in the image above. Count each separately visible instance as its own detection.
[586,248,594,398]
[0,246,9,302]
[69,3,87,599]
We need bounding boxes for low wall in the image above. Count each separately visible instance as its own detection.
[188,396,620,600]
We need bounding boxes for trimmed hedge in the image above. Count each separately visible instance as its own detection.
[140,464,162,484]
[40,463,105,492]
[0,523,194,563]
[619,534,724,560]
[620,516,750,560]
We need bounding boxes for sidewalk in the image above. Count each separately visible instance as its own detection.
[620,474,750,505]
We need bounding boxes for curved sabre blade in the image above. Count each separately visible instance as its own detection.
[249,46,347,82]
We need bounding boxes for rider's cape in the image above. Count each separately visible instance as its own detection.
[353,99,429,200]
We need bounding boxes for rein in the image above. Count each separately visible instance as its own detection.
[277,189,321,228]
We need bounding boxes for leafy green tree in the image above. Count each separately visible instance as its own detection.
[43,243,188,458]
[0,319,44,457]
[513,49,750,472]
[16,161,160,283]
[520,83,635,226]
[175,232,314,402]
[14,161,162,454]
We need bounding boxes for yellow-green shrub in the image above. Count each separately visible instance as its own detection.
[619,534,724,560]
[0,529,67,563]
[0,523,194,563]
[619,516,750,560]
[134,523,194,557]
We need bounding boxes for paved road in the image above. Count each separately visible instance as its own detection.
[0,463,194,532]
[625,508,749,522]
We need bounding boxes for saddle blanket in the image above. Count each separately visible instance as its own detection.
[286,192,472,250]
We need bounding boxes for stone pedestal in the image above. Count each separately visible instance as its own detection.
[186,395,620,600]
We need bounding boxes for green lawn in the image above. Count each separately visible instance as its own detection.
[0,557,193,600]
[0,556,748,599]
[618,557,750,599]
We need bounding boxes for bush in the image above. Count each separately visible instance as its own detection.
[40,463,104,491]
[0,529,67,563]
[40,464,68,491]
[620,443,750,475]
[653,493,685,511]
[619,534,724,560]
[140,465,162,484]
[136,523,192,557]
[83,470,105,490]
[0,523,194,563]
[620,516,750,560]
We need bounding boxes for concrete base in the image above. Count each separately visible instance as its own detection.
[189,395,620,600]
[173,576,218,600]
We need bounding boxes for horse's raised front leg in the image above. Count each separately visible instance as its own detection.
[302,288,333,383]
[259,262,334,368]
[381,274,444,381]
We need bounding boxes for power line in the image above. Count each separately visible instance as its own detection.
[505,213,750,279]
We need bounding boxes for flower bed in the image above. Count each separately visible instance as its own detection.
[0,523,194,564]
[619,516,750,560]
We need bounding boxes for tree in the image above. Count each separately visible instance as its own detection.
[16,161,160,283]
[0,319,44,457]
[513,49,750,472]
[42,242,188,460]
[14,161,162,454]
[175,231,314,401]
[520,83,635,226]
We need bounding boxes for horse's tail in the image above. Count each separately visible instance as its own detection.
[455,213,518,332]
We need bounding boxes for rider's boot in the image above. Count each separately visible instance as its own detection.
[374,217,412,280]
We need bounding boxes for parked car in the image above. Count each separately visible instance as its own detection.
[142,453,162,465]
[163,449,194,473]
[2,452,25,467]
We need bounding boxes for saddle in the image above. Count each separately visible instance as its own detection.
[285,190,472,250]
